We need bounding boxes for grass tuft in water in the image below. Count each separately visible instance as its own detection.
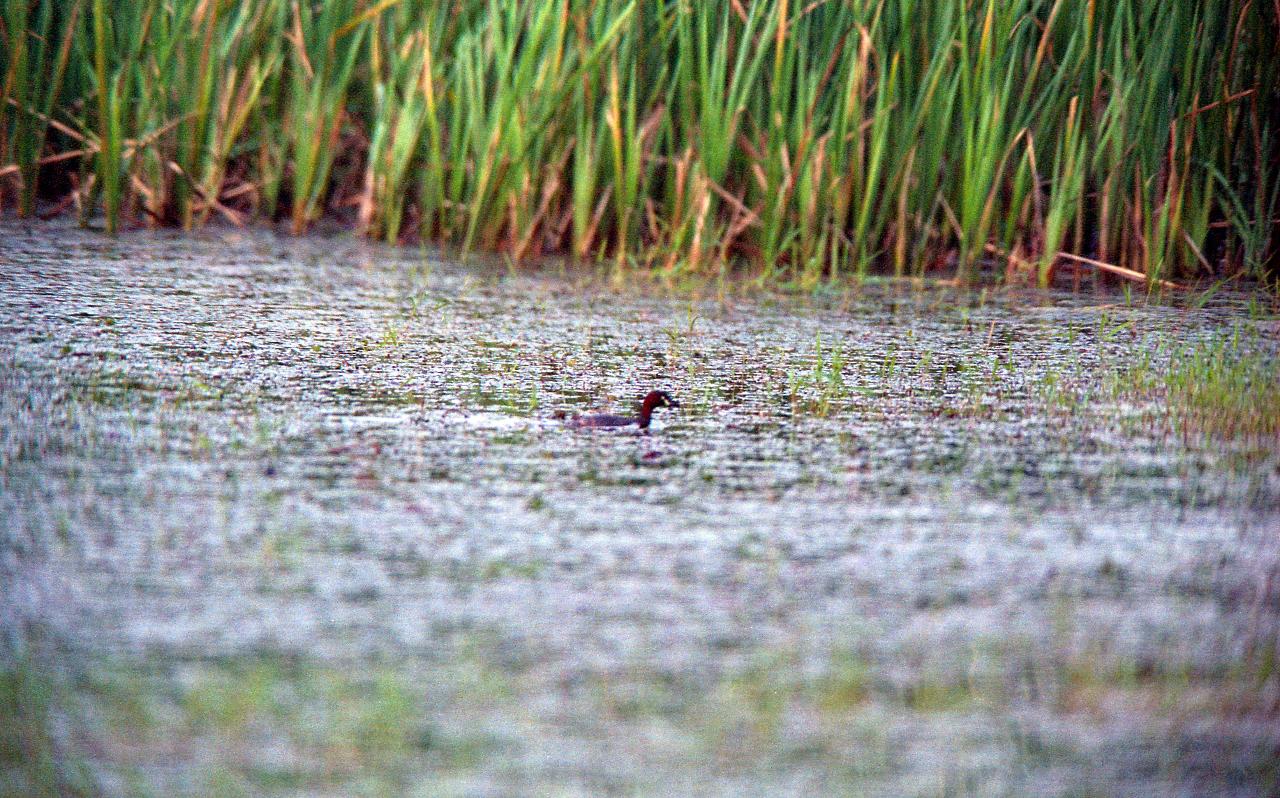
[1106,334,1280,445]
[788,334,850,417]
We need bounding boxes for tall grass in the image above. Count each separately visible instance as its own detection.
[2,0,1277,287]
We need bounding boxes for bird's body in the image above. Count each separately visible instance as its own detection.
[568,390,680,430]
[570,413,640,429]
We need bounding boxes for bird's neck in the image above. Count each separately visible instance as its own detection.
[637,401,656,428]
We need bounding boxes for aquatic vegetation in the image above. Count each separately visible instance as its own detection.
[377,321,404,349]
[1030,324,1280,454]
[0,656,97,798]
[1108,334,1280,445]
[788,334,849,417]
[2,0,1277,286]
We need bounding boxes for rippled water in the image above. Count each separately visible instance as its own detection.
[2,220,1277,797]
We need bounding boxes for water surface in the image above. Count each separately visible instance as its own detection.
[2,220,1277,796]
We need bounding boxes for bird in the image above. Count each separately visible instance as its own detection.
[566,390,681,431]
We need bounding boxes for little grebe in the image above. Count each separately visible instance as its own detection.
[569,390,680,430]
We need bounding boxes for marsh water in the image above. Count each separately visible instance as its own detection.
[2,220,1277,797]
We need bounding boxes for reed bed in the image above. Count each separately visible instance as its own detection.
[2,0,1277,287]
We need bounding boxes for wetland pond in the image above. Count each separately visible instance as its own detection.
[2,220,1278,797]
